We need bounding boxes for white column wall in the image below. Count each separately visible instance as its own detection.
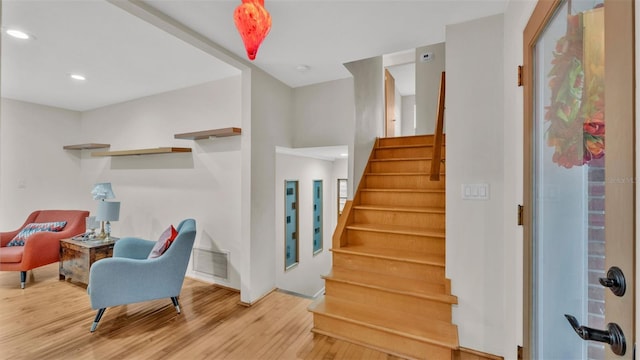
[344,56,384,198]
[445,13,505,356]
[246,68,294,303]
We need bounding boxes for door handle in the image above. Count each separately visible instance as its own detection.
[599,266,626,296]
[564,314,626,356]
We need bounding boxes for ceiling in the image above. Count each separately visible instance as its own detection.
[1,0,507,112]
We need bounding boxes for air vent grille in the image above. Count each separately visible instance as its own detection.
[193,248,229,280]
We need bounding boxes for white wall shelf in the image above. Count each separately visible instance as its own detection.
[91,147,192,157]
[174,127,241,140]
[63,143,111,150]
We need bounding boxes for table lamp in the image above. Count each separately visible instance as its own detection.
[96,201,120,240]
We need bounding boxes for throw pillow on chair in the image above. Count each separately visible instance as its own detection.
[7,221,67,247]
[147,225,178,259]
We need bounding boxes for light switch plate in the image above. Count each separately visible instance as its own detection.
[462,183,489,200]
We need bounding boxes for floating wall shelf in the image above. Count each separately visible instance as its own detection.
[174,127,241,140]
[91,147,192,157]
[63,143,111,150]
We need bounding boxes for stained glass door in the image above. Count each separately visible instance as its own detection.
[312,180,323,254]
[284,180,299,270]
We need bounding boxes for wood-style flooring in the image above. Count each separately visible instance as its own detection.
[0,264,401,360]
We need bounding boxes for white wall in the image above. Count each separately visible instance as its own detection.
[394,85,402,136]
[446,14,505,356]
[401,95,416,136]
[344,56,384,198]
[292,78,354,148]
[415,42,445,135]
[274,153,339,297]
[0,99,85,228]
[332,158,349,229]
[79,78,243,289]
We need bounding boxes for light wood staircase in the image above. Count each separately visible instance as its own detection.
[309,134,458,359]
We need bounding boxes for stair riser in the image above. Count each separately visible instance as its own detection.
[312,315,452,359]
[375,146,432,159]
[353,209,445,231]
[360,190,445,208]
[378,135,437,147]
[324,281,452,322]
[370,159,446,174]
[346,229,445,255]
[333,253,445,283]
[365,174,445,190]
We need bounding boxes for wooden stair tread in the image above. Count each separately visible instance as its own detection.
[309,296,458,349]
[353,204,445,213]
[365,172,446,176]
[376,144,438,150]
[332,245,445,266]
[380,134,439,140]
[319,133,455,356]
[347,223,445,237]
[324,267,457,304]
[361,188,445,194]
[370,157,442,162]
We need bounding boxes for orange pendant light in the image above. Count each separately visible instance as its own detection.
[234,0,271,61]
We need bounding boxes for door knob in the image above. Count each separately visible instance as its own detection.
[599,266,626,297]
[564,314,626,356]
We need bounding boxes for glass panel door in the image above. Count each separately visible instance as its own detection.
[526,0,634,359]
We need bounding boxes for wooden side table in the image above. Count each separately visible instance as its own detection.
[59,237,118,286]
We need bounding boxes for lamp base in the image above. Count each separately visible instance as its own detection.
[96,221,112,241]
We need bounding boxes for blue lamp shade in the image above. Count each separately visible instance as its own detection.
[92,182,115,200]
[96,201,120,222]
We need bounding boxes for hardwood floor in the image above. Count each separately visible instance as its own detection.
[0,264,401,360]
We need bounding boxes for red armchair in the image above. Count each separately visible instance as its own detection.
[0,210,89,288]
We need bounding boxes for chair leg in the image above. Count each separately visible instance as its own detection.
[20,271,26,289]
[90,308,106,332]
[171,297,181,314]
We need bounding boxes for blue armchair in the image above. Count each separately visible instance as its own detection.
[87,219,196,332]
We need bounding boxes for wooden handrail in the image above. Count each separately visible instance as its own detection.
[430,71,446,181]
[332,200,353,249]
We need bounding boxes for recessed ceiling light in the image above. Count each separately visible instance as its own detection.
[6,29,30,40]
[340,153,348,157]
[70,74,87,81]
[296,64,310,72]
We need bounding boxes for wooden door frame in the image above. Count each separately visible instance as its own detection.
[522,3,556,358]
[522,1,636,358]
[603,2,635,358]
[385,69,396,137]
